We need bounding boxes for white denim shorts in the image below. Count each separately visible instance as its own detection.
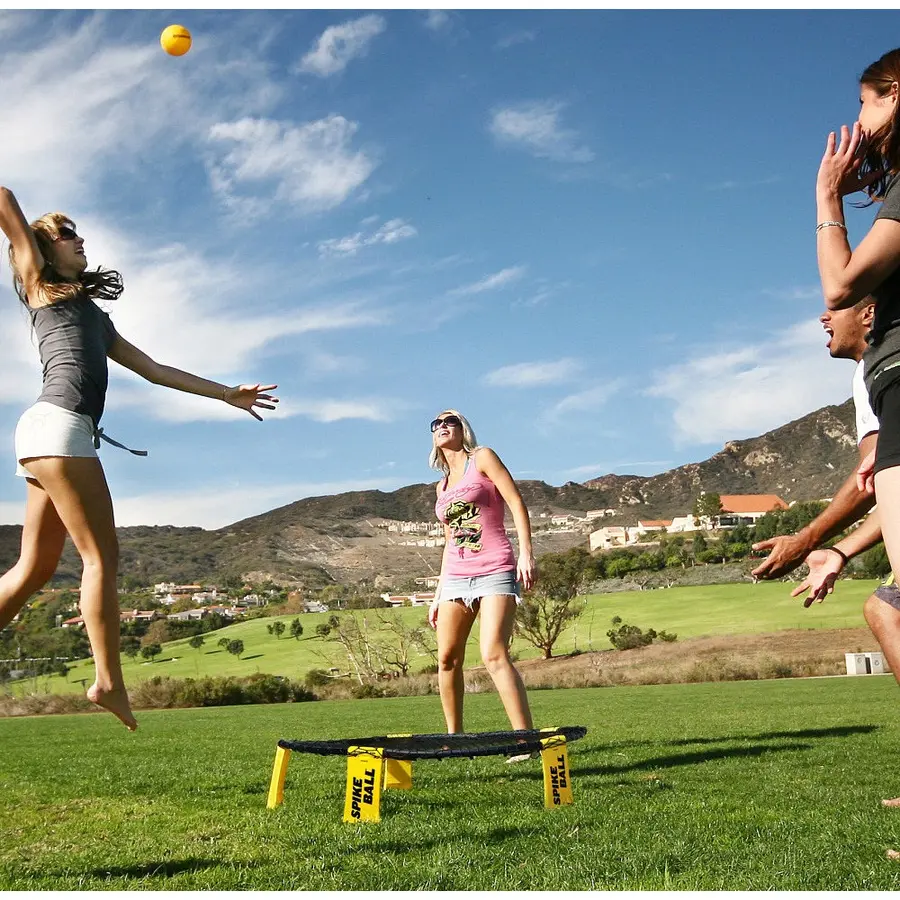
[436,569,521,611]
[14,401,99,478]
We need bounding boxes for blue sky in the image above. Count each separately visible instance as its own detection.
[0,9,895,528]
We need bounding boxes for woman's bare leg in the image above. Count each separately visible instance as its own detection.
[435,600,477,733]
[22,456,136,731]
[478,594,533,731]
[0,478,67,630]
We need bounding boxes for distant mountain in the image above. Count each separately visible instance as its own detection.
[0,399,859,589]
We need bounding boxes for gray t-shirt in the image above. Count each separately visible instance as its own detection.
[871,172,900,342]
[31,295,117,427]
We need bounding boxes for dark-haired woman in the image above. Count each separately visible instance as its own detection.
[816,49,900,804]
[0,188,278,730]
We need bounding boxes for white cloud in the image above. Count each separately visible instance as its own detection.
[646,319,853,445]
[449,266,526,296]
[317,218,417,257]
[485,358,581,388]
[0,477,406,529]
[207,115,377,218]
[297,14,386,77]
[0,17,281,210]
[548,379,624,420]
[422,10,451,31]
[563,460,673,478]
[495,29,536,50]
[109,391,400,425]
[489,101,594,164]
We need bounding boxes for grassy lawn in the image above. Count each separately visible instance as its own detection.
[2,677,900,888]
[20,579,881,696]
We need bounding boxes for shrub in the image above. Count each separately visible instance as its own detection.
[128,674,318,709]
[305,668,333,687]
[607,619,677,651]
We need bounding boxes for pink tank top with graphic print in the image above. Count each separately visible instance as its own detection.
[435,454,516,577]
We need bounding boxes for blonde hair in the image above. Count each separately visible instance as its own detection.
[429,408,480,475]
[8,212,123,307]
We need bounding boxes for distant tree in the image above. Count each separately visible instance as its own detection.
[606,556,634,579]
[515,554,585,659]
[692,531,708,556]
[290,618,304,640]
[226,639,244,659]
[141,619,172,648]
[693,492,723,529]
[141,643,162,663]
[315,623,332,638]
[272,621,286,640]
[121,636,141,659]
[188,635,205,652]
[218,637,230,649]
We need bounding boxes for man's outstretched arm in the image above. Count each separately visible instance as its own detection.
[751,431,877,580]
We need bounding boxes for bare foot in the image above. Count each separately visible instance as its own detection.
[883,797,900,808]
[86,683,137,731]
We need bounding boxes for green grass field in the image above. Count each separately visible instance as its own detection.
[3,677,900,888]
[19,579,883,696]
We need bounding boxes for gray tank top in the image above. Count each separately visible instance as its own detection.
[30,295,117,427]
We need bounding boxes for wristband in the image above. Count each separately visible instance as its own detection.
[828,546,850,566]
[816,221,847,234]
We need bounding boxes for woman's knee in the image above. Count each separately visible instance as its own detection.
[79,534,119,572]
[438,647,465,671]
[481,643,512,673]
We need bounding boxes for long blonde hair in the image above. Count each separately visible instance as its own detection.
[8,212,123,307]
[429,408,480,475]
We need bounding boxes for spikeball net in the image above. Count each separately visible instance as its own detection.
[277,726,586,760]
[267,726,587,822]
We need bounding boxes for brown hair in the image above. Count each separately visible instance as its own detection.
[859,48,900,202]
[8,212,123,307]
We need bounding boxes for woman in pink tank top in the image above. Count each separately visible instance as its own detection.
[427,408,536,755]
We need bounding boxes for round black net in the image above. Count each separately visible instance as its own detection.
[277,726,587,759]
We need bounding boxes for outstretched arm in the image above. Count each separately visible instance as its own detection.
[0,187,44,300]
[108,333,278,421]
[751,432,878,579]
[475,448,535,591]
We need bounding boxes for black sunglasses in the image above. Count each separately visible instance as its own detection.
[54,225,79,242]
[430,415,462,432]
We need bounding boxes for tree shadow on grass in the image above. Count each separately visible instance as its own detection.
[240,654,264,661]
[512,741,814,780]
[85,857,237,879]
[664,724,878,747]
[582,724,879,756]
[204,650,223,655]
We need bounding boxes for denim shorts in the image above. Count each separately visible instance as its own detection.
[437,569,521,610]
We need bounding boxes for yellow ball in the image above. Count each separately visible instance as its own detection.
[160,24,192,57]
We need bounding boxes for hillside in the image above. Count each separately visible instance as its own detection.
[0,398,859,588]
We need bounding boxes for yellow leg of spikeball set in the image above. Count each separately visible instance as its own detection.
[384,734,413,790]
[343,747,385,823]
[540,730,574,809]
[267,745,291,810]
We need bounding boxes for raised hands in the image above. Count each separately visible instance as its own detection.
[817,122,883,199]
[223,383,279,421]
